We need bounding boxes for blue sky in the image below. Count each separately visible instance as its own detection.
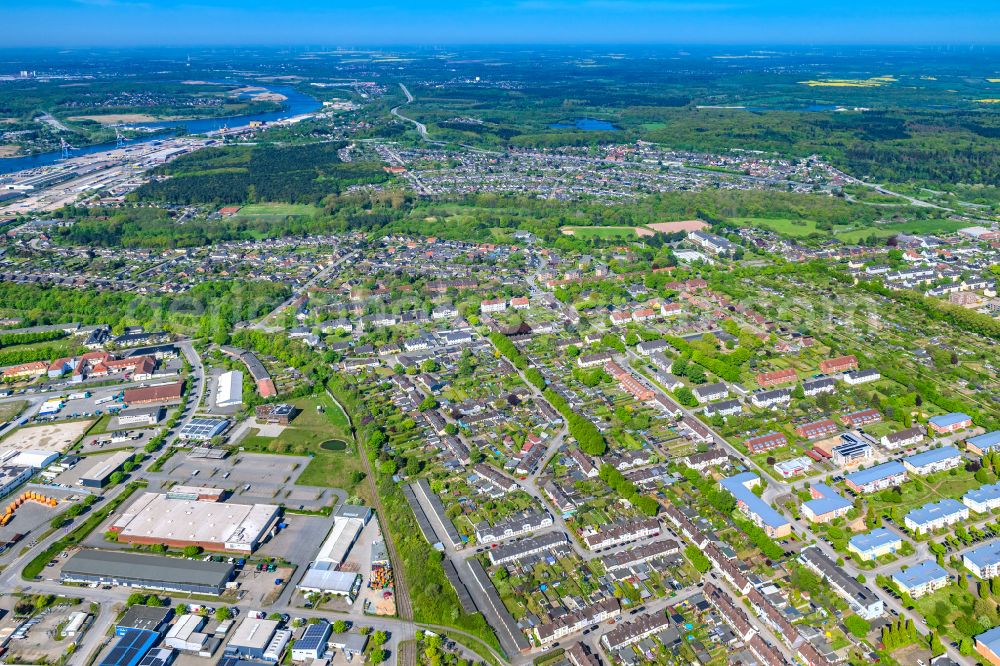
[5,0,1000,47]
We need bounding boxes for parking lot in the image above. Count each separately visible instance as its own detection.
[0,601,88,663]
[256,513,333,566]
[78,427,157,454]
[145,452,335,510]
[0,486,79,555]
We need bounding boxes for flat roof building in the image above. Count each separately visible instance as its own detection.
[216,371,243,408]
[177,418,229,441]
[117,605,174,634]
[100,628,159,666]
[832,433,874,467]
[61,549,234,595]
[118,406,165,427]
[81,450,133,488]
[110,492,280,553]
[291,621,331,662]
[226,618,279,660]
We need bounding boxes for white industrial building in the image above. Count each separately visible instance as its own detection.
[0,466,33,497]
[295,510,370,597]
[216,370,243,408]
[110,492,280,553]
[165,614,209,652]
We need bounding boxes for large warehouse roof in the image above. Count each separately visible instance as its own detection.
[177,418,229,441]
[297,569,359,595]
[82,450,133,483]
[216,370,243,408]
[123,381,184,404]
[111,492,279,550]
[62,549,234,588]
[313,516,364,569]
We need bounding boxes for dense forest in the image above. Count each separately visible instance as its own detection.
[0,281,289,335]
[133,142,390,205]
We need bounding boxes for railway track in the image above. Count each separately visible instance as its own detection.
[326,388,414,622]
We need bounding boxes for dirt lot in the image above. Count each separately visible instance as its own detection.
[67,113,161,124]
[0,420,94,454]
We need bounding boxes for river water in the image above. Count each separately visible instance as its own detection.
[0,85,322,174]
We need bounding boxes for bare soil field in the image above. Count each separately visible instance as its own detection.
[67,114,161,124]
[0,420,94,453]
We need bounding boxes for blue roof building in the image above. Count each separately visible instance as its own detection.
[976,625,1000,663]
[902,446,963,475]
[904,498,969,535]
[965,482,1000,514]
[969,431,1000,455]
[720,472,791,538]
[291,620,331,661]
[802,483,852,523]
[100,629,159,666]
[928,412,972,433]
[845,461,908,494]
[964,540,1000,579]
[848,528,902,561]
[891,561,949,598]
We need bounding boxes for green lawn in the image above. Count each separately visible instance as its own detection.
[0,400,27,424]
[236,203,318,216]
[237,394,369,501]
[560,225,644,239]
[732,216,971,243]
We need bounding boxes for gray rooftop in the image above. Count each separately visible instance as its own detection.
[62,549,234,587]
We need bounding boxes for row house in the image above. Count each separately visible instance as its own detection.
[795,418,839,440]
[744,432,787,454]
[582,518,660,551]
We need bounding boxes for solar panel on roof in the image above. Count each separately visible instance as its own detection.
[100,628,158,666]
[295,621,330,650]
[137,648,173,666]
